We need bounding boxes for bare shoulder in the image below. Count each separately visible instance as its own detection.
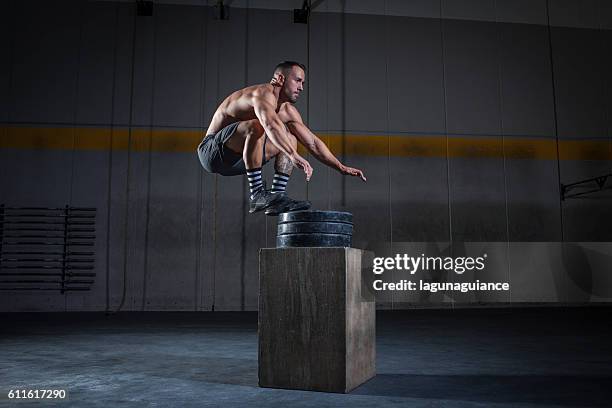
[278,102,303,123]
[249,83,276,102]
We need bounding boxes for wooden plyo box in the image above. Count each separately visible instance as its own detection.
[258,247,375,393]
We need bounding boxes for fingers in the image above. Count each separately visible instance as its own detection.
[304,161,313,181]
[346,166,367,182]
[293,156,313,181]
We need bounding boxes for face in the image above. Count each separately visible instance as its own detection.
[281,66,305,104]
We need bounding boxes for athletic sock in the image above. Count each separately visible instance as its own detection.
[271,172,290,194]
[247,168,263,198]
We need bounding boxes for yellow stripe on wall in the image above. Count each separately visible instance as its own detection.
[1,126,611,161]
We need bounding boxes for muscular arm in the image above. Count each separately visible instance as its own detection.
[286,121,343,170]
[252,95,297,158]
[283,106,367,181]
[251,93,313,180]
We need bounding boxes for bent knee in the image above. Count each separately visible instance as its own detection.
[243,119,265,138]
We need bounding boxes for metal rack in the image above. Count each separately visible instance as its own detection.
[0,205,96,293]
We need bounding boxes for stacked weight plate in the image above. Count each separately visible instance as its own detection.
[276,210,353,248]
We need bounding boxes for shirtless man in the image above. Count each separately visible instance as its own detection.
[197,61,366,215]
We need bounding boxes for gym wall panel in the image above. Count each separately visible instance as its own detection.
[603,0,612,30]
[336,0,378,16]
[199,14,222,311]
[384,5,449,243]
[0,2,10,204]
[104,147,132,312]
[75,1,117,125]
[0,146,73,207]
[130,12,156,127]
[385,0,440,19]
[442,18,506,242]
[386,15,446,134]
[448,157,507,241]
[10,1,81,124]
[320,0,441,18]
[550,26,607,139]
[122,149,154,310]
[505,159,561,241]
[442,0,496,22]
[604,30,612,143]
[102,3,140,309]
[550,9,612,241]
[0,292,67,312]
[498,19,560,242]
[247,0,292,12]
[0,2,11,124]
[390,156,450,242]
[561,161,612,241]
[499,22,555,137]
[152,4,203,128]
[306,11,333,133]
[143,152,200,310]
[344,13,387,132]
[65,147,113,311]
[212,174,247,311]
[344,154,391,250]
[113,9,165,311]
[341,13,390,251]
[442,19,501,135]
[549,0,600,29]
[197,170,216,311]
[313,9,344,132]
[111,3,137,126]
[495,0,546,25]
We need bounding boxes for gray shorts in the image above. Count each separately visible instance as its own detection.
[197,122,269,176]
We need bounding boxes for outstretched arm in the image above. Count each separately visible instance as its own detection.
[283,107,367,182]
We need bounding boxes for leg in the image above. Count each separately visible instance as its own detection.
[222,120,283,213]
[273,129,297,175]
[263,129,311,215]
[263,126,297,175]
[264,129,296,194]
[224,119,266,170]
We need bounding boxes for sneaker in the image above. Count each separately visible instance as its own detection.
[249,186,283,213]
[265,193,312,216]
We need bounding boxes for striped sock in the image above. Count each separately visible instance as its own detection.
[271,172,290,194]
[247,168,263,198]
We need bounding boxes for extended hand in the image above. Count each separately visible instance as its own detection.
[291,154,313,181]
[341,165,367,182]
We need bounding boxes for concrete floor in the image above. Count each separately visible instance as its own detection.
[1,307,611,407]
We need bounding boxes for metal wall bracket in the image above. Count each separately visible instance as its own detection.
[561,173,612,200]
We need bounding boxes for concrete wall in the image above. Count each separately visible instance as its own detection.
[0,0,611,311]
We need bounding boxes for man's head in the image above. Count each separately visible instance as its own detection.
[272,61,306,104]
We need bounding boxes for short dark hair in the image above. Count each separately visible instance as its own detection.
[274,61,306,74]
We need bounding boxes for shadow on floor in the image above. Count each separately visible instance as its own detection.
[353,373,612,406]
